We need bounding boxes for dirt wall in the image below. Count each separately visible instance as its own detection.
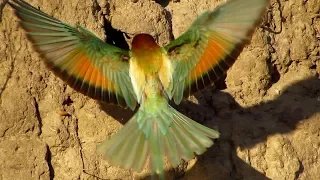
[0,0,319,179]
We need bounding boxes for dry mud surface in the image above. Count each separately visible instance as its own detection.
[0,0,320,179]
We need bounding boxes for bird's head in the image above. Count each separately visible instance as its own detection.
[131,34,160,56]
[130,34,163,73]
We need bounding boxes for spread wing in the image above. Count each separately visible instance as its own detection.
[9,0,137,110]
[165,0,268,104]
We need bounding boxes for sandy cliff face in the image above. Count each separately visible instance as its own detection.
[0,0,319,179]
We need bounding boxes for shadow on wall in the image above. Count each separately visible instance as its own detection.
[131,0,175,7]
[99,76,320,179]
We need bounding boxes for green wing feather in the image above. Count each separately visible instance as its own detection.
[165,0,269,104]
[9,0,137,110]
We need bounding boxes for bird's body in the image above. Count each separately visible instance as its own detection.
[130,34,172,104]
[9,0,269,178]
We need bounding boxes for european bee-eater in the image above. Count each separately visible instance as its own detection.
[9,0,268,177]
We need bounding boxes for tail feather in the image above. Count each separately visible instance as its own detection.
[173,119,207,156]
[123,130,145,169]
[170,122,195,160]
[163,130,180,167]
[97,104,219,177]
[116,124,140,167]
[99,119,137,164]
[150,123,165,174]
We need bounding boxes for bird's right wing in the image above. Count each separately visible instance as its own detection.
[165,0,269,104]
[9,0,137,110]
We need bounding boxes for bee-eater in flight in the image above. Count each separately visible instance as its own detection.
[9,0,268,178]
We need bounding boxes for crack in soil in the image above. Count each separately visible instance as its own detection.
[0,0,8,23]
[0,37,18,100]
[75,116,108,180]
[33,97,43,136]
[46,145,55,180]
[228,119,237,179]
[294,159,304,180]
[229,139,237,179]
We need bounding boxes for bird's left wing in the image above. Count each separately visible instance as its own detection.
[165,0,268,104]
[9,0,137,110]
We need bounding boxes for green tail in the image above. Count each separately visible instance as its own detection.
[97,99,219,178]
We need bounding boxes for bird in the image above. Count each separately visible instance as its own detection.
[9,0,268,178]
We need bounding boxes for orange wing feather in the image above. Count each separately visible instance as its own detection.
[9,0,136,109]
[190,32,230,82]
